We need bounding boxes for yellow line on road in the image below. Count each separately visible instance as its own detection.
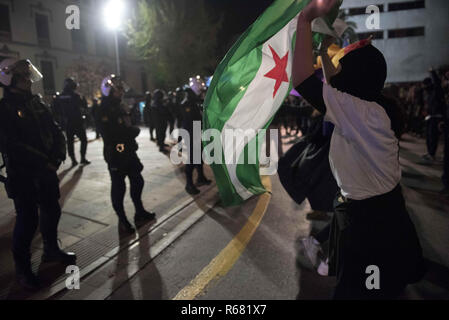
[173,176,272,300]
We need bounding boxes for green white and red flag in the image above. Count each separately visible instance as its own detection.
[203,0,341,206]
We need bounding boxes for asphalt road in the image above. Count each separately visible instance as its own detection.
[108,174,335,300]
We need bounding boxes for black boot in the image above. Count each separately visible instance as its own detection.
[15,259,40,291]
[71,157,78,167]
[80,158,91,165]
[16,270,40,291]
[197,176,212,187]
[42,243,77,265]
[118,217,136,234]
[135,210,156,226]
[185,184,200,195]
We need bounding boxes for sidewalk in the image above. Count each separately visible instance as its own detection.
[398,134,449,298]
[0,129,216,300]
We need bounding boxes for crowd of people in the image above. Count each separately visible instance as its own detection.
[0,0,447,299]
[0,56,211,290]
[276,67,449,144]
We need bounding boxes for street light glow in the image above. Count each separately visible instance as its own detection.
[103,0,125,30]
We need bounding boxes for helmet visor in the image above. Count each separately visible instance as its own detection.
[12,60,43,83]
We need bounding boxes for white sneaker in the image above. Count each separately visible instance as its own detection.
[317,258,329,276]
[299,236,322,267]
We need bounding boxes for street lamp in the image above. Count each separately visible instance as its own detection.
[103,0,125,76]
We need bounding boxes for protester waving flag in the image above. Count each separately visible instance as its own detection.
[203,0,341,206]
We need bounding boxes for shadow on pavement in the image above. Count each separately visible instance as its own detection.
[108,224,163,300]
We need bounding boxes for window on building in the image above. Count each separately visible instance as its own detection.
[389,0,425,12]
[357,31,384,40]
[347,5,384,16]
[72,29,87,53]
[0,4,12,41]
[40,61,55,94]
[35,13,51,47]
[388,27,425,38]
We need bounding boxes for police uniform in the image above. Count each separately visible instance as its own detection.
[54,89,88,164]
[97,95,147,222]
[143,94,156,141]
[91,99,101,139]
[181,91,210,192]
[152,92,169,151]
[0,90,69,276]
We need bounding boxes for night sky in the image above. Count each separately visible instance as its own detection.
[209,0,274,53]
[210,0,273,34]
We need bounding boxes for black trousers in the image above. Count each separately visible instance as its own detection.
[148,109,156,140]
[443,119,449,188]
[94,121,101,139]
[10,171,61,273]
[426,118,441,156]
[66,125,87,160]
[329,186,425,300]
[167,115,175,135]
[185,164,206,187]
[108,155,145,218]
[185,128,206,186]
[156,121,167,148]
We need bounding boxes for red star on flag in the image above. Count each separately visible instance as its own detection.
[264,45,289,98]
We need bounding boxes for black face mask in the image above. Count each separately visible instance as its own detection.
[329,44,387,102]
[329,44,404,138]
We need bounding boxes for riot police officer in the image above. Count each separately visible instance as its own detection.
[143,91,156,141]
[166,91,176,135]
[0,59,76,290]
[91,98,101,139]
[152,89,170,152]
[175,87,184,130]
[97,75,156,234]
[181,88,212,195]
[54,77,90,167]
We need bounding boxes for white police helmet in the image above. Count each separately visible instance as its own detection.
[0,59,43,87]
[101,74,130,97]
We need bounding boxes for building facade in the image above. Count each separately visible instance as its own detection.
[0,0,149,101]
[341,0,449,83]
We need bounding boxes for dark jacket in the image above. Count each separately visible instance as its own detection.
[278,116,338,212]
[0,90,66,176]
[53,90,86,129]
[151,98,170,125]
[425,71,446,116]
[181,97,202,132]
[91,101,100,124]
[97,95,140,167]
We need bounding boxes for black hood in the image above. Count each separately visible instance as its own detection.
[330,44,404,138]
[330,44,387,102]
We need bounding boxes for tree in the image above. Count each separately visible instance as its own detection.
[66,57,113,101]
[127,0,222,89]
